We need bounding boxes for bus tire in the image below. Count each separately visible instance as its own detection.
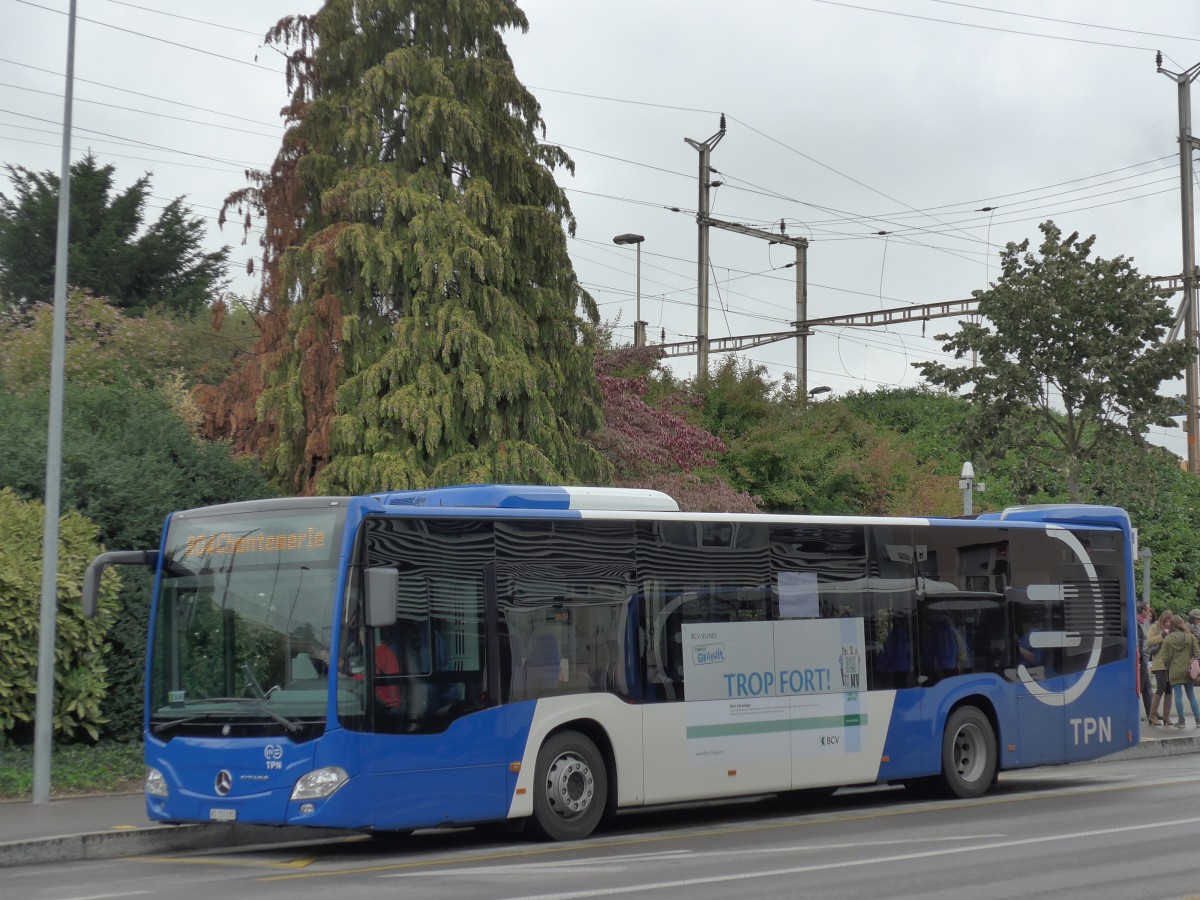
[939,706,996,799]
[529,730,607,841]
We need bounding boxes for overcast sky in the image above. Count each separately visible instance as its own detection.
[4,0,1200,462]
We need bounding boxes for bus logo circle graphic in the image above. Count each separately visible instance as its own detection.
[1018,529,1103,709]
[215,770,233,796]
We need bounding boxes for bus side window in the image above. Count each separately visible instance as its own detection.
[525,632,563,694]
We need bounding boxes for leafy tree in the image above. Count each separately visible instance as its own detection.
[203,0,608,493]
[698,356,799,444]
[840,387,969,466]
[0,154,228,315]
[1087,436,1200,612]
[720,400,959,516]
[0,291,183,394]
[0,291,259,408]
[0,488,119,741]
[915,221,1194,502]
[594,343,756,512]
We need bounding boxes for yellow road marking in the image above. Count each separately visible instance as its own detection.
[123,854,320,869]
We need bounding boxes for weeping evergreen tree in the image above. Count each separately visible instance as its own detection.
[202,0,610,493]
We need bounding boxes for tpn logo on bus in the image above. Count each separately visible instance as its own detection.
[1018,529,1103,708]
[264,744,283,770]
[692,643,726,666]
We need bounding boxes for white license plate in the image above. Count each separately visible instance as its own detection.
[209,808,237,822]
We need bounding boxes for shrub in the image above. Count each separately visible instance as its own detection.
[0,488,119,741]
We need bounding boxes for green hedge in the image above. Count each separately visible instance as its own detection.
[0,488,119,741]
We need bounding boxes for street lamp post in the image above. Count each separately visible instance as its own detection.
[801,384,831,409]
[613,233,646,347]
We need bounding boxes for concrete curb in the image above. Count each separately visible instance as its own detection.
[0,822,350,868]
[1105,733,1200,761]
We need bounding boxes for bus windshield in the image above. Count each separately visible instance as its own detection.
[148,504,346,738]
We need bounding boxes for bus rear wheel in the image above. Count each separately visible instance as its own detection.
[939,706,996,799]
[529,730,607,841]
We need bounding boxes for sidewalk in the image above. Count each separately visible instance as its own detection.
[0,791,349,867]
[2,724,1196,868]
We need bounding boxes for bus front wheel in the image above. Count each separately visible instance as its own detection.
[939,706,996,799]
[529,730,608,841]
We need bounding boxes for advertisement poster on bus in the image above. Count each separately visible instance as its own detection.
[682,619,867,763]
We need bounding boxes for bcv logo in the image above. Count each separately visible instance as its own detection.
[692,643,726,666]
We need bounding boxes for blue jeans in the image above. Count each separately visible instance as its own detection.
[1171,681,1200,723]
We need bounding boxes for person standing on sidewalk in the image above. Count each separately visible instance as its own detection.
[1188,608,1200,642]
[1148,609,1174,726]
[1137,601,1153,719]
[1159,613,1200,728]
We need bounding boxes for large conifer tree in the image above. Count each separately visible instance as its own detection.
[203,0,609,493]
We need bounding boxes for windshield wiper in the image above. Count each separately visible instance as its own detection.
[151,711,221,735]
[152,698,302,735]
[252,698,302,734]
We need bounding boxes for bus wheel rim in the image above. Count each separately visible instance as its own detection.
[545,751,595,818]
[952,722,986,783]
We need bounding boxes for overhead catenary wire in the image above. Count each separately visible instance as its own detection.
[0,57,283,127]
[800,0,1160,53]
[12,0,284,74]
[922,0,1200,46]
[0,107,264,168]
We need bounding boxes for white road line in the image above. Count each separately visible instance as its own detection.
[383,850,695,878]
[54,893,153,900]
[746,834,1008,853]
[484,815,1200,900]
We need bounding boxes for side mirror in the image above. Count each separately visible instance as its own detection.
[82,550,159,618]
[364,567,398,629]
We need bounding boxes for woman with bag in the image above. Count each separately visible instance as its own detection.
[1158,614,1200,728]
[1147,609,1174,726]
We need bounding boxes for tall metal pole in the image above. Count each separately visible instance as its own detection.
[33,0,77,805]
[1159,55,1200,474]
[612,233,646,348]
[634,241,645,348]
[685,116,724,380]
[796,241,809,403]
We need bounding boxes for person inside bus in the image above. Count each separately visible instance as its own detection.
[1017,608,1055,678]
[334,612,405,713]
[373,625,404,711]
[875,616,914,688]
[920,613,971,679]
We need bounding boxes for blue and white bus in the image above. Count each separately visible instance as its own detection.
[83,484,1138,841]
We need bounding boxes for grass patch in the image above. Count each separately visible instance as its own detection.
[0,741,142,799]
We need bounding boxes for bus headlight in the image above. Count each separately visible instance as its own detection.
[291,766,348,801]
[145,766,168,798]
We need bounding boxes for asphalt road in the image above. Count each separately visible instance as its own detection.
[6,752,1197,900]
